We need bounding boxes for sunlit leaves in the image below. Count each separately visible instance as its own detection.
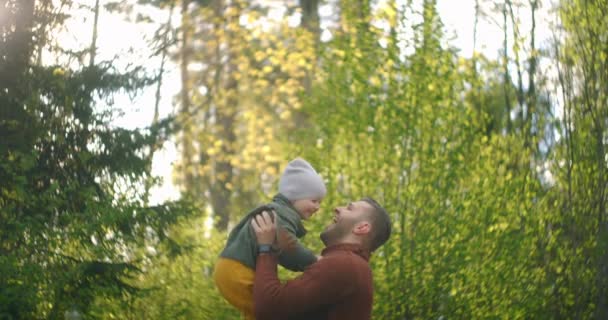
[174,2,317,229]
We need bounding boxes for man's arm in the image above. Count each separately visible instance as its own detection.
[254,253,354,320]
[250,211,354,320]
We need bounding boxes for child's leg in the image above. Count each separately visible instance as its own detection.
[213,258,255,319]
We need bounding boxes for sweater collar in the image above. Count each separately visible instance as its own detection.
[321,243,370,261]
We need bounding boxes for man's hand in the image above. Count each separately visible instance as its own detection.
[251,210,277,245]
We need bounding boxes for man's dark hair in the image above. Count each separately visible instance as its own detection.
[361,197,392,252]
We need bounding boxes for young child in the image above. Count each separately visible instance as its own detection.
[213,158,326,319]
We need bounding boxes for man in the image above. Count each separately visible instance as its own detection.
[250,197,392,320]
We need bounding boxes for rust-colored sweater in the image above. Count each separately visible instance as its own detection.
[254,243,373,320]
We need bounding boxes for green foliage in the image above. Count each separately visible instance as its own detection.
[0,3,193,318]
[93,217,239,319]
[551,0,608,317]
[2,0,607,319]
[291,0,606,319]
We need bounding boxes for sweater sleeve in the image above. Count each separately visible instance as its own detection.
[253,254,355,320]
[275,215,317,271]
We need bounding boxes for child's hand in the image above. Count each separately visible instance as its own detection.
[251,210,277,245]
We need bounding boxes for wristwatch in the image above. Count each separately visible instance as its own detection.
[258,244,273,254]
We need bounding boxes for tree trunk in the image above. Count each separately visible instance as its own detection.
[209,0,239,231]
[506,0,524,134]
[89,0,100,67]
[1,0,36,87]
[180,0,196,193]
[298,0,320,95]
[524,0,537,149]
[502,1,513,134]
[299,0,320,44]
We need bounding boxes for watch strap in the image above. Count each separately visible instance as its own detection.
[258,244,273,254]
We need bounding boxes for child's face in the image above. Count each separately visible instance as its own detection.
[292,198,322,220]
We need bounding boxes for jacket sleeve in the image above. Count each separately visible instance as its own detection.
[275,215,317,271]
[254,254,355,320]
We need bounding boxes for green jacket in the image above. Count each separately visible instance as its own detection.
[219,193,317,271]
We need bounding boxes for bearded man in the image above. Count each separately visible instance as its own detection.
[250,197,392,320]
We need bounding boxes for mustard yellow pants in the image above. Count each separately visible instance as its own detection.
[213,257,256,320]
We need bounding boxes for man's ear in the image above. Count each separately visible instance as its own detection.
[353,221,371,235]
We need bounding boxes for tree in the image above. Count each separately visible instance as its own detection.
[174,0,317,230]
[0,1,191,318]
[554,0,608,317]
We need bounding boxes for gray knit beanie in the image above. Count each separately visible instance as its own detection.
[278,158,327,201]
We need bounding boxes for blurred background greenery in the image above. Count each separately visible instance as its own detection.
[1,0,607,319]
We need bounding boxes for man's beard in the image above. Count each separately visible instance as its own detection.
[320,222,349,246]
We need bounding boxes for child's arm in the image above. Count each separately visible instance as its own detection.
[274,216,317,271]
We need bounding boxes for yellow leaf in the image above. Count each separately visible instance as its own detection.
[279,110,291,120]
[370,76,381,87]
[52,68,65,76]
[385,5,396,20]
[254,51,265,61]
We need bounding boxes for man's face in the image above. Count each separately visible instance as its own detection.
[320,200,373,246]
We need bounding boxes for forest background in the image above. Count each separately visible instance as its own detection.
[1,0,607,319]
